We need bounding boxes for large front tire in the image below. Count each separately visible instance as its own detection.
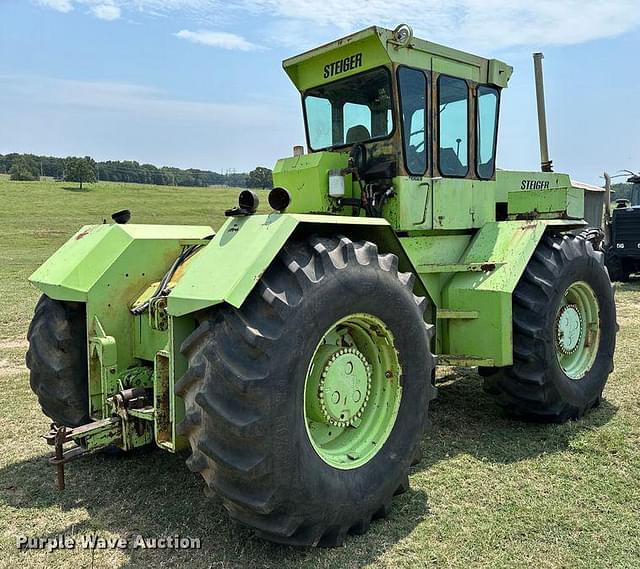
[176,235,435,546]
[484,234,616,422]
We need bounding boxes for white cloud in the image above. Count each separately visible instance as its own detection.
[91,3,121,20]
[0,73,295,171]
[32,0,640,52]
[245,0,640,52]
[36,0,74,12]
[175,29,262,51]
[0,74,278,127]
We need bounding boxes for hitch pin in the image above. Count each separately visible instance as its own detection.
[54,425,66,491]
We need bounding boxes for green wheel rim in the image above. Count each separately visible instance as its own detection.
[554,281,601,380]
[304,313,402,469]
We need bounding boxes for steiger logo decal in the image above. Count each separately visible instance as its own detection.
[521,179,550,190]
[324,53,363,79]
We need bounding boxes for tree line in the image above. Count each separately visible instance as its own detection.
[611,183,635,202]
[0,153,273,190]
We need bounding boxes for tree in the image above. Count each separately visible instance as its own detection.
[247,167,273,190]
[611,183,631,202]
[227,172,249,188]
[9,154,39,181]
[64,156,97,189]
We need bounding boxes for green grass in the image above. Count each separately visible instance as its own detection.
[1,177,639,568]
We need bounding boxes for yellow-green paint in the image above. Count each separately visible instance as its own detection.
[443,220,583,365]
[168,214,299,315]
[432,178,496,230]
[555,281,601,380]
[284,29,391,92]
[304,313,402,469]
[30,223,212,302]
[400,220,586,364]
[283,26,512,92]
[400,234,472,355]
[273,152,352,215]
[494,170,572,203]
[508,187,584,219]
[387,176,433,229]
[168,213,421,316]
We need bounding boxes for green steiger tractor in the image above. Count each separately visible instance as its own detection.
[26,25,617,547]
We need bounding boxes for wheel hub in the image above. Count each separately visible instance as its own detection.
[304,313,402,470]
[318,348,371,427]
[556,304,583,355]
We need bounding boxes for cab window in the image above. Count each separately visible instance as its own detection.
[398,67,427,175]
[343,102,372,143]
[438,76,469,177]
[304,67,394,151]
[477,86,499,179]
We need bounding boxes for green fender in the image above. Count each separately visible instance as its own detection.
[440,219,586,366]
[29,223,214,302]
[167,213,432,319]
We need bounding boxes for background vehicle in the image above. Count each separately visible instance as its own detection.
[604,171,640,281]
[26,24,616,547]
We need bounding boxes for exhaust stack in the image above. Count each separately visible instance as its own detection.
[533,52,553,172]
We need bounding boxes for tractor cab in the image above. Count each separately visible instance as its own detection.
[628,175,640,206]
[300,53,500,181]
[276,24,513,229]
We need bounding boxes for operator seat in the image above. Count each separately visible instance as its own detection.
[346,125,371,144]
[407,144,425,174]
[439,147,466,177]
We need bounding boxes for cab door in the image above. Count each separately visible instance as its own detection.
[395,64,432,229]
[431,74,475,229]
[431,76,501,229]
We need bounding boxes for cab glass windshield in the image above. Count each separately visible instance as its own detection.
[304,68,394,151]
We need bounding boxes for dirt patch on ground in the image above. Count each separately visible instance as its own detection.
[0,358,25,377]
[0,338,28,350]
[32,229,68,239]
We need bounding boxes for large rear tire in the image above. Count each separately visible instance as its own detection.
[176,235,435,546]
[484,234,616,422]
[26,295,90,427]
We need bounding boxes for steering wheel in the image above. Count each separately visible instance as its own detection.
[348,143,367,173]
[408,128,425,152]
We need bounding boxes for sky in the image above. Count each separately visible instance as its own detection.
[0,0,639,183]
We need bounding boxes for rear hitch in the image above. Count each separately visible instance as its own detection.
[44,416,122,491]
[43,385,155,490]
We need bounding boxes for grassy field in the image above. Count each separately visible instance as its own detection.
[1,177,639,568]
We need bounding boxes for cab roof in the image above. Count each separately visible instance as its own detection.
[283,25,513,92]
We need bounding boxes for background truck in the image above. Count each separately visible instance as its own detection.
[26,24,616,547]
[604,171,640,281]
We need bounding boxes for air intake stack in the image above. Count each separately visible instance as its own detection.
[533,52,553,173]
